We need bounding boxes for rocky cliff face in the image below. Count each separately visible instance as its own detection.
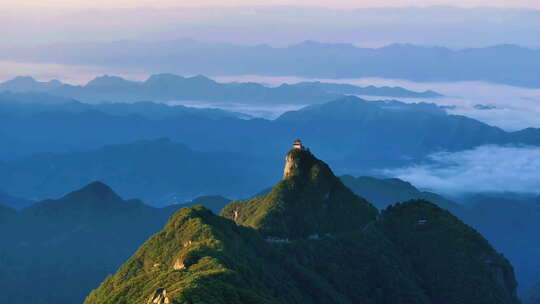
[282,148,319,179]
[84,148,521,304]
[282,152,295,179]
[282,148,305,179]
[147,289,170,304]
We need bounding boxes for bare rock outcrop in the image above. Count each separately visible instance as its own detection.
[147,288,170,304]
[283,152,297,179]
[173,258,185,270]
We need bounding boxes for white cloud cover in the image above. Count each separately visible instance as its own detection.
[382,145,540,196]
[216,75,540,131]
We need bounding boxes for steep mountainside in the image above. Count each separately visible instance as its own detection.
[461,195,540,292]
[222,148,377,239]
[378,200,518,304]
[247,175,462,213]
[339,176,540,292]
[85,147,519,304]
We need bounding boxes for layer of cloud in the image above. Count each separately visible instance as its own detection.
[382,145,540,196]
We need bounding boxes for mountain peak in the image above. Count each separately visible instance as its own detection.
[48,79,62,85]
[22,181,126,218]
[0,76,64,92]
[145,73,185,84]
[10,76,37,83]
[222,144,378,239]
[74,181,117,198]
[186,74,216,85]
[53,181,122,209]
[282,140,323,180]
[85,75,135,87]
[292,40,358,51]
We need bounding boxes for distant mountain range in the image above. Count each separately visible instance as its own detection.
[2,40,540,87]
[0,91,250,119]
[3,95,540,200]
[0,74,441,104]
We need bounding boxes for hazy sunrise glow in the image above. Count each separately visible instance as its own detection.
[7,0,540,10]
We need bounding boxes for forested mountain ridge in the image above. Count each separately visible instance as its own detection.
[84,146,520,304]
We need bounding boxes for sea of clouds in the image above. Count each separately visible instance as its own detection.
[216,75,540,131]
[381,145,540,196]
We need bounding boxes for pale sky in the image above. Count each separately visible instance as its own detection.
[2,3,539,48]
[6,0,540,10]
